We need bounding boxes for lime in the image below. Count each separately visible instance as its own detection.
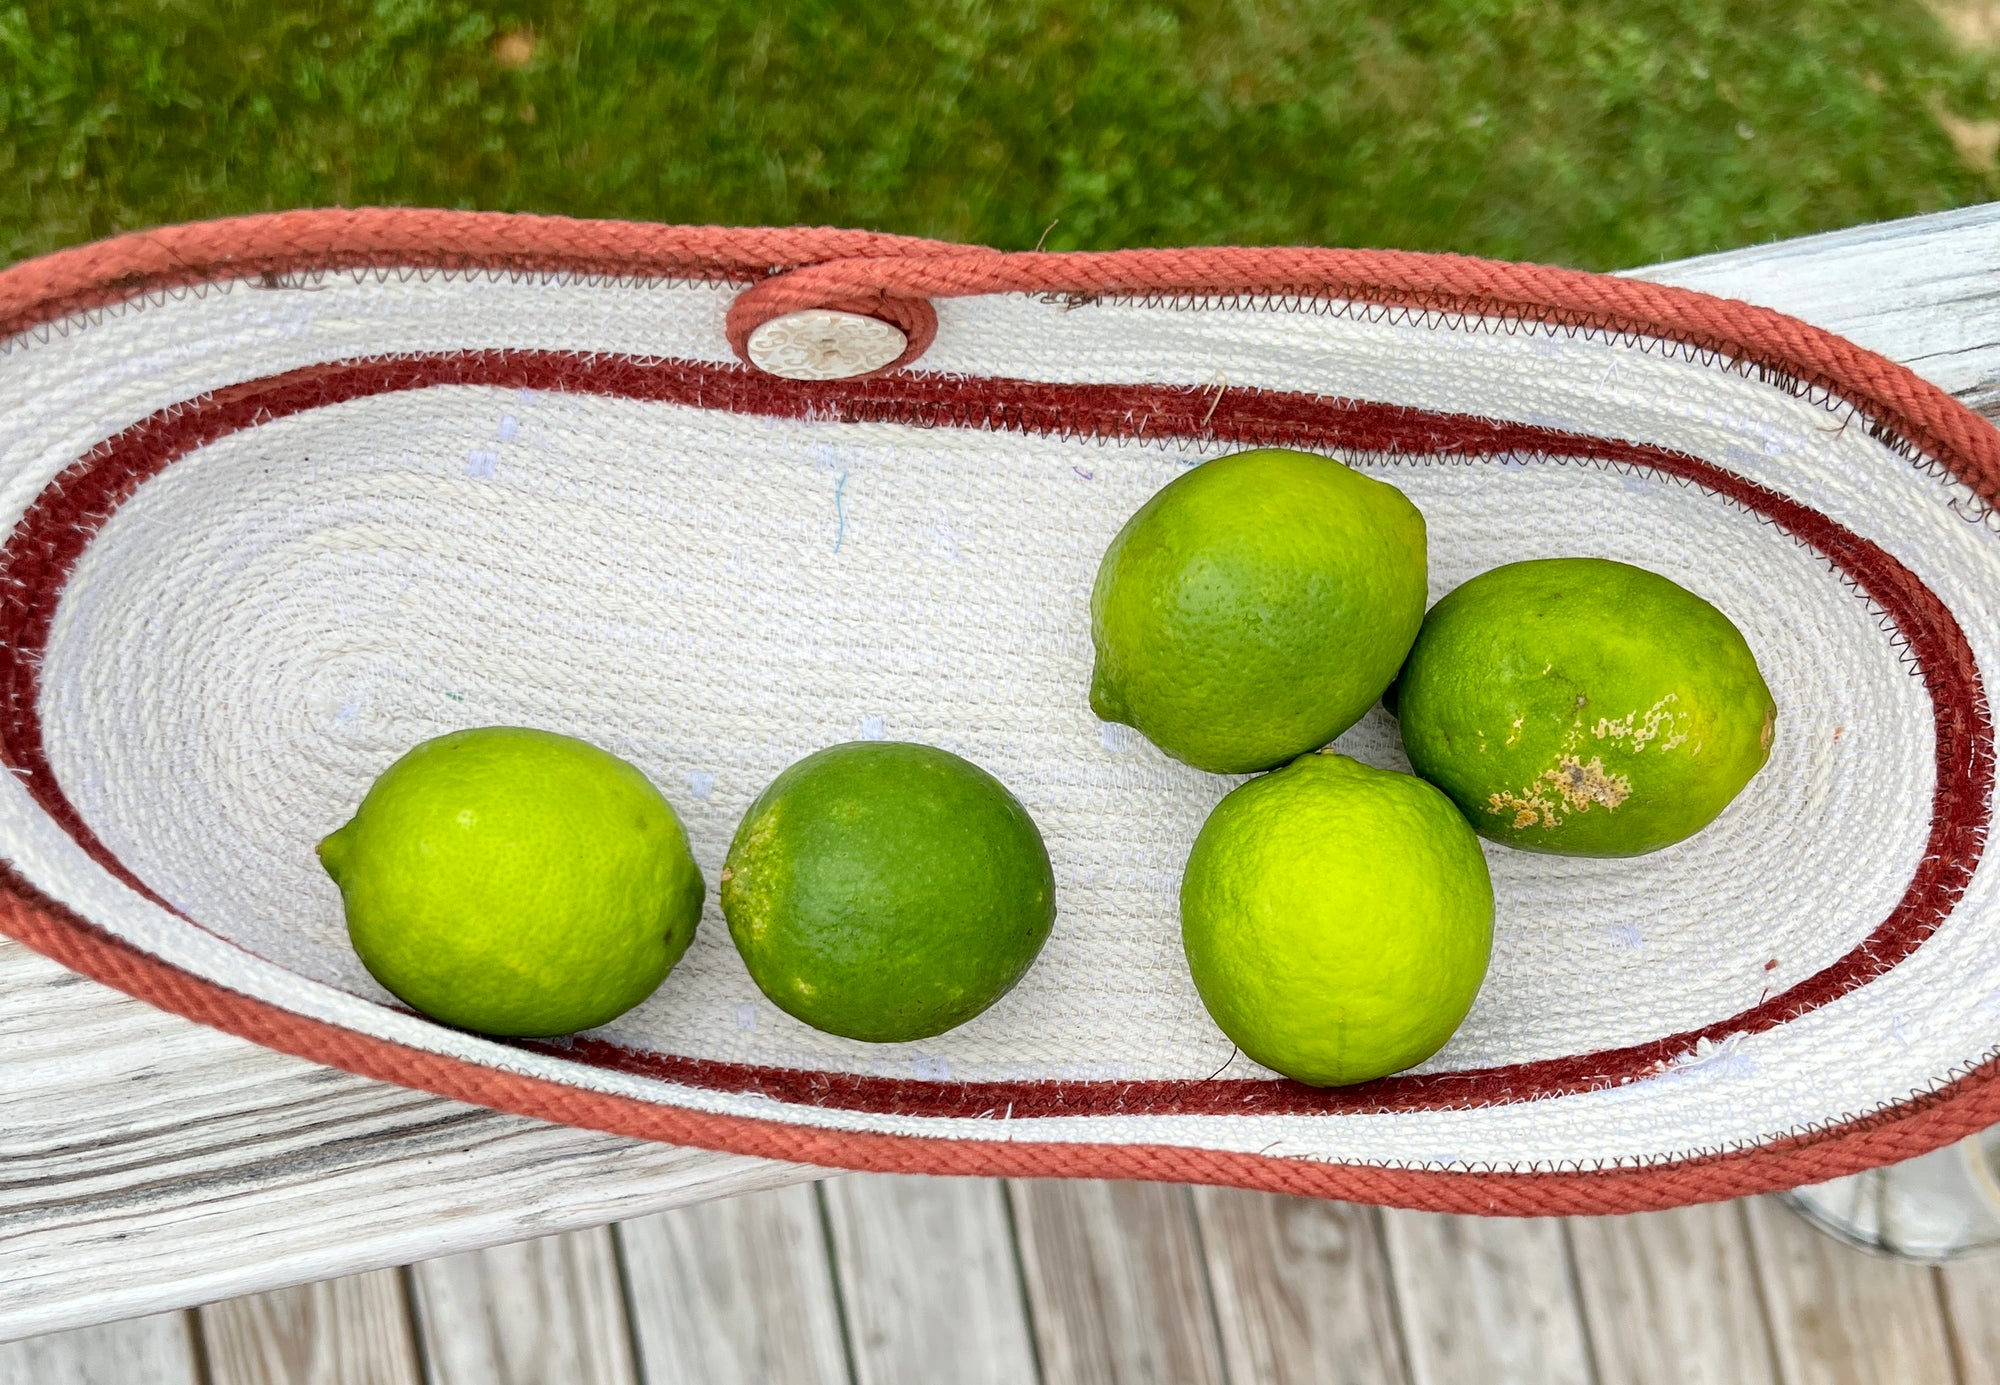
[720,741,1055,1043]
[1396,558,1776,857]
[1182,752,1494,1086]
[1089,447,1427,774]
[318,727,704,1037]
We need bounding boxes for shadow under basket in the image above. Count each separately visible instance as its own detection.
[2,209,1998,1217]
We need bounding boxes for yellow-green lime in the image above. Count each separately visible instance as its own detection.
[721,741,1055,1043]
[1182,752,1494,1086]
[1396,558,1776,857]
[1089,447,1428,774]
[318,726,704,1037]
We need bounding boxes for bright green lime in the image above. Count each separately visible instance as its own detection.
[1396,558,1777,857]
[318,727,704,1037]
[1181,752,1494,1087]
[720,741,1056,1043]
[1089,448,1427,774]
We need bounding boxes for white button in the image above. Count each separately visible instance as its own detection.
[746,309,907,380]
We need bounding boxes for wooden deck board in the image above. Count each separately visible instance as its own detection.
[1381,1209,1596,1385]
[23,1177,2000,1384]
[821,1174,1040,1385]
[1937,1248,2000,1385]
[1008,1179,1226,1385]
[616,1181,851,1385]
[407,1227,639,1385]
[1190,1185,1409,1385]
[1741,1194,1960,1385]
[197,1268,424,1385]
[1565,1201,1781,1385]
[0,1311,201,1385]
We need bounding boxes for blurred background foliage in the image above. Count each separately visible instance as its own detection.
[5,0,2000,270]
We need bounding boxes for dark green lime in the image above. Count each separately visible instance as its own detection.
[720,741,1056,1043]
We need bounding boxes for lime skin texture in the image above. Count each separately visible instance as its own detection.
[1397,557,1777,858]
[318,727,705,1038]
[1181,752,1495,1087]
[1089,447,1428,775]
[720,741,1057,1044]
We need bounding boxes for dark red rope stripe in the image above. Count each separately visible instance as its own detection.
[0,351,1985,1120]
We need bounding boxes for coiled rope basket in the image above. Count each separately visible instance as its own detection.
[2,209,1996,1216]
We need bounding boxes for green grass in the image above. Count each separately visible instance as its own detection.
[5,0,1999,271]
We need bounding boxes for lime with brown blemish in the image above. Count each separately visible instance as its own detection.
[1089,447,1428,774]
[1396,558,1776,857]
[1181,752,1495,1086]
[720,741,1056,1043]
[318,727,704,1037]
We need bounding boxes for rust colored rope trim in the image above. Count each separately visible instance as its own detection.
[0,207,980,347]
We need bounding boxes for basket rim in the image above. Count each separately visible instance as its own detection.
[2,207,1999,1214]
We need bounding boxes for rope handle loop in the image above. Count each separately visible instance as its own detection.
[724,244,1005,375]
